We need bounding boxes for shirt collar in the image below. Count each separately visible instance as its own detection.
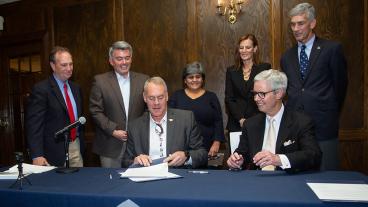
[115,71,130,81]
[298,34,315,49]
[150,112,167,125]
[266,104,284,123]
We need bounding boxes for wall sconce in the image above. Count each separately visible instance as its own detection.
[216,0,245,24]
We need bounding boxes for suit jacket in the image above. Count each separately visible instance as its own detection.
[26,76,84,166]
[280,37,348,140]
[225,63,271,132]
[123,108,208,168]
[235,109,322,173]
[89,71,149,158]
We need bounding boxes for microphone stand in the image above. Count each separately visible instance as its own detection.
[9,154,32,190]
[56,130,79,173]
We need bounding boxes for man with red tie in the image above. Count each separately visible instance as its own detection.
[26,46,84,167]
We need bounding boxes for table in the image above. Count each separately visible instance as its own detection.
[0,167,367,207]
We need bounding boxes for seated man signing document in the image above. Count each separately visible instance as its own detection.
[123,77,207,168]
[227,69,321,173]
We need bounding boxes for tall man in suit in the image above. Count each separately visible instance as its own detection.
[227,69,321,173]
[280,3,348,170]
[123,77,207,168]
[26,46,84,167]
[89,41,149,168]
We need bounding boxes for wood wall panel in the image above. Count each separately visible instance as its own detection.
[123,0,189,94]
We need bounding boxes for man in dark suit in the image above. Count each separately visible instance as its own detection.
[123,77,207,168]
[227,69,321,173]
[280,3,348,170]
[89,41,149,168]
[26,46,84,167]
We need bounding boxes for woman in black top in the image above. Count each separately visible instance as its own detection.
[225,34,271,132]
[169,62,225,157]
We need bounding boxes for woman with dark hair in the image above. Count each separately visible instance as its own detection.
[169,61,225,157]
[225,34,271,132]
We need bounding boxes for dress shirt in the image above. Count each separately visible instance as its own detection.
[298,34,315,60]
[149,113,168,160]
[115,72,130,122]
[53,74,78,123]
[262,104,291,169]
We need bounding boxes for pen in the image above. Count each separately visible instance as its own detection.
[109,173,112,179]
[188,170,209,174]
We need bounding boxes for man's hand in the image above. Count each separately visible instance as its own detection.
[163,151,187,167]
[239,118,246,128]
[112,130,128,141]
[133,154,152,167]
[253,150,281,168]
[33,156,50,166]
[208,141,220,157]
[227,152,244,169]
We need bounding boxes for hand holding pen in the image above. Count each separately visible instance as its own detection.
[227,152,244,170]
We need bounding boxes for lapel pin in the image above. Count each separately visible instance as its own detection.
[169,119,174,122]
[317,46,321,50]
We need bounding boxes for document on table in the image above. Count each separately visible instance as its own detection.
[307,182,368,202]
[0,163,57,179]
[120,162,181,182]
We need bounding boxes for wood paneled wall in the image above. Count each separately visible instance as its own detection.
[0,0,366,173]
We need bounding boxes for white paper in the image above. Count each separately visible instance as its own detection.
[5,163,56,174]
[120,162,181,182]
[229,131,241,154]
[307,183,368,202]
[0,172,19,179]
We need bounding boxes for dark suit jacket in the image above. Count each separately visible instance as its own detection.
[26,76,84,166]
[235,109,322,173]
[89,71,149,158]
[280,37,348,140]
[123,108,208,168]
[225,63,271,132]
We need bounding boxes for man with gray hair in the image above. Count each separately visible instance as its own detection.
[281,2,347,170]
[123,77,207,168]
[90,41,149,168]
[227,69,321,173]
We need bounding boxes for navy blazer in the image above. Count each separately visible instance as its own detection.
[225,63,271,132]
[26,76,84,166]
[235,110,322,173]
[280,37,347,140]
[123,108,208,168]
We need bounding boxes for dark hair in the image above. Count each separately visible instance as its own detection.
[49,46,71,63]
[182,61,206,88]
[234,34,259,70]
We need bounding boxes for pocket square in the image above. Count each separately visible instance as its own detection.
[283,140,295,147]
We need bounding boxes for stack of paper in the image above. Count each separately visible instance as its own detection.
[0,163,56,179]
[307,182,368,203]
[120,162,181,182]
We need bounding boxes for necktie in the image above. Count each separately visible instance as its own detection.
[299,44,309,79]
[63,83,76,141]
[262,118,276,171]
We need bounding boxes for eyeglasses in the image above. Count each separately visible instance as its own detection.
[251,90,276,99]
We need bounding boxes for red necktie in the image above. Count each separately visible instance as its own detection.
[63,83,76,141]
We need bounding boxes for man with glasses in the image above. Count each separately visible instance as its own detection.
[89,41,149,168]
[227,69,321,173]
[123,77,207,168]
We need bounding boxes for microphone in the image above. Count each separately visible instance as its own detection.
[55,117,86,138]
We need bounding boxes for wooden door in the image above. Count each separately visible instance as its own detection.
[0,41,45,166]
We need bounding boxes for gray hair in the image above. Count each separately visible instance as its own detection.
[109,41,133,58]
[182,61,205,79]
[254,69,288,91]
[144,76,168,94]
[289,2,316,21]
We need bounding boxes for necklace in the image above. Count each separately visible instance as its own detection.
[242,65,252,81]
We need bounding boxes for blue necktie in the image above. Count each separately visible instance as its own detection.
[299,45,309,79]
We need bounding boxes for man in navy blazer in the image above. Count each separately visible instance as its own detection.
[123,77,207,168]
[26,46,84,167]
[227,69,321,173]
[280,3,347,170]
